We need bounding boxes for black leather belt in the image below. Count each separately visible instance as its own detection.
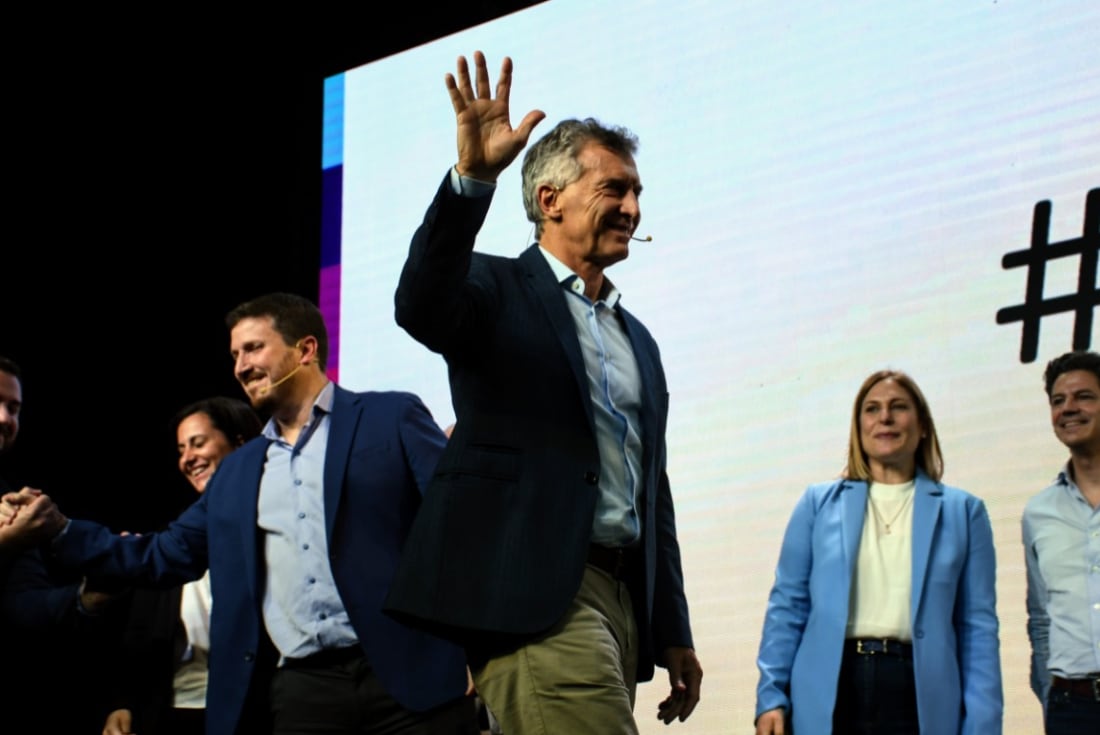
[1051,674,1100,701]
[283,645,363,669]
[847,638,913,659]
[586,544,635,580]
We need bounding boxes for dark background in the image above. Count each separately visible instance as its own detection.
[4,3,542,529]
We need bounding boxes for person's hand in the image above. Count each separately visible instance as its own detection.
[79,576,122,614]
[447,51,545,182]
[465,666,476,697]
[754,707,786,734]
[2,484,42,508]
[656,646,702,724]
[102,707,134,735]
[0,488,64,550]
[0,489,26,524]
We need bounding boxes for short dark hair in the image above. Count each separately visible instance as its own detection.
[0,356,22,379]
[174,396,263,446]
[226,292,329,370]
[521,118,639,237]
[1044,351,1100,397]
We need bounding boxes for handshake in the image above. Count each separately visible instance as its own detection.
[0,488,68,552]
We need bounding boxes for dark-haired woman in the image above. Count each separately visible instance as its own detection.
[103,398,261,735]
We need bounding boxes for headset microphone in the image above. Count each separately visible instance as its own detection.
[258,363,304,395]
[630,234,653,242]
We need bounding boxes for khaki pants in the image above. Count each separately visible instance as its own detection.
[471,566,639,735]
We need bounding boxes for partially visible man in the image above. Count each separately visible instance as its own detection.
[0,356,29,554]
[0,357,20,457]
[6,294,478,735]
[0,356,124,733]
[1024,350,1100,734]
[385,52,701,735]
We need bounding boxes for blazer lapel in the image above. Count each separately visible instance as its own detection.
[841,480,868,576]
[235,438,272,606]
[910,470,943,623]
[619,306,660,509]
[520,245,595,431]
[323,386,360,542]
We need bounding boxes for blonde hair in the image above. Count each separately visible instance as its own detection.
[843,369,944,482]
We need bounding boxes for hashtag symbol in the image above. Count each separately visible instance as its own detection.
[996,188,1099,363]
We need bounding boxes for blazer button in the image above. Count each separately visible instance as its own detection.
[584,471,599,485]
[244,652,255,662]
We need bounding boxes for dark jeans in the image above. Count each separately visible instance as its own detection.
[1046,688,1100,735]
[832,645,919,735]
[271,649,480,735]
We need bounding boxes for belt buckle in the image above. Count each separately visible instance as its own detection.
[856,639,892,655]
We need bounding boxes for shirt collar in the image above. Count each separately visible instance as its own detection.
[537,245,622,307]
[261,381,335,441]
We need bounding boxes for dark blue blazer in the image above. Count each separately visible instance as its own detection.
[53,388,470,735]
[385,175,694,681]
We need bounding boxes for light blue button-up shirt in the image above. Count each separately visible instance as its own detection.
[538,248,644,546]
[1023,463,1100,703]
[256,382,358,660]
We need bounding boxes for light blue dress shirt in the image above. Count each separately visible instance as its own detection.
[257,382,359,660]
[538,248,643,546]
[1023,463,1100,704]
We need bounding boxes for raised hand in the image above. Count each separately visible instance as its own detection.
[447,51,545,182]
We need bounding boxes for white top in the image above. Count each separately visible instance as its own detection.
[847,479,915,641]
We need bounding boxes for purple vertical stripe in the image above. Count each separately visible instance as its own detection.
[319,264,341,383]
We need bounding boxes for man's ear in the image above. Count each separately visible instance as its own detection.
[296,336,320,365]
[537,183,562,224]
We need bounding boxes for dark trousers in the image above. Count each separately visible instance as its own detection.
[164,707,206,735]
[1046,687,1100,735]
[270,648,480,735]
[832,644,920,735]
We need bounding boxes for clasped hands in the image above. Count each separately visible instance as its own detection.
[0,487,67,550]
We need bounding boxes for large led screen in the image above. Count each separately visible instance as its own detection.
[321,2,1099,731]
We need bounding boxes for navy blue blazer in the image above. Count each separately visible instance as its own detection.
[385,175,693,681]
[52,388,470,735]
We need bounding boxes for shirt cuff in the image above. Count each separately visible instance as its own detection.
[449,166,496,197]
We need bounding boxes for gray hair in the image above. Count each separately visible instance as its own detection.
[520,118,639,238]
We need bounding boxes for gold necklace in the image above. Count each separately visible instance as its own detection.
[868,490,914,535]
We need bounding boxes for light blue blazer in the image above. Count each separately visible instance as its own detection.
[755,471,1003,734]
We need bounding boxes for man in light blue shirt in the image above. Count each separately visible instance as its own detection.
[1023,350,1100,734]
